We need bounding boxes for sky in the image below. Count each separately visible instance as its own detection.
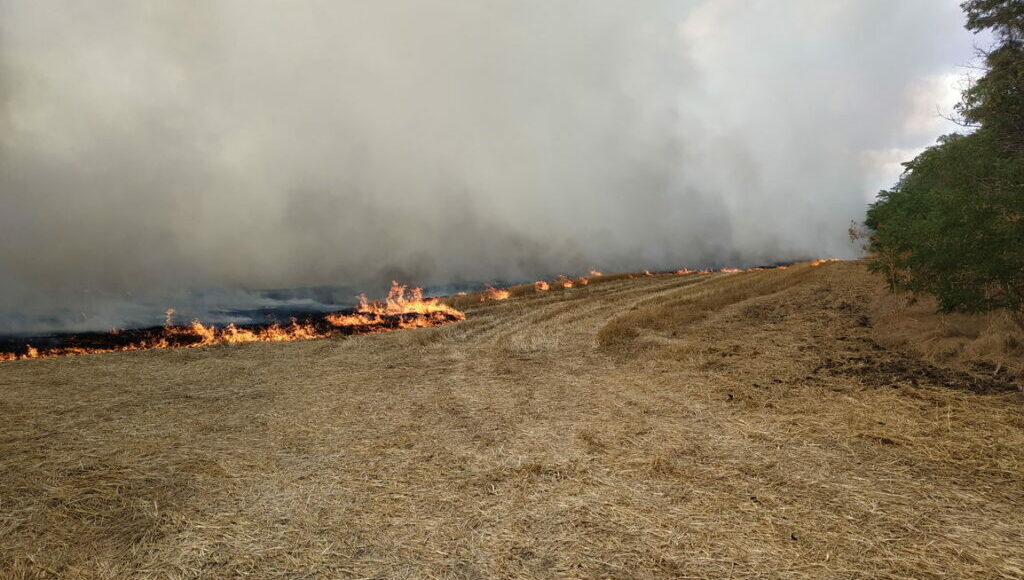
[0,1,987,333]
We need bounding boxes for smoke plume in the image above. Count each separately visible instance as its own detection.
[0,1,978,332]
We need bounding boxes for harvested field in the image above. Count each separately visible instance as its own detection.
[1,261,1022,579]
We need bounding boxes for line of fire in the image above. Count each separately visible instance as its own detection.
[0,261,836,363]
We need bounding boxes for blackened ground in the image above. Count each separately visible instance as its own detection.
[0,310,464,358]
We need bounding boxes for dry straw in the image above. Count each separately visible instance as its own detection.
[2,261,1021,578]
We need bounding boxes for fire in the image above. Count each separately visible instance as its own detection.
[589,269,603,277]
[810,258,840,267]
[719,268,742,274]
[1,281,465,363]
[535,281,550,291]
[327,281,466,326]
[481,285,511,301]
[556,275,573,289]
[577,277,589,286]
[643,270,654,277]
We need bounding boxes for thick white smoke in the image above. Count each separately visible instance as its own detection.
[0,1,977,332]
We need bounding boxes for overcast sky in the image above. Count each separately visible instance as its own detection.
[0,1,984,332]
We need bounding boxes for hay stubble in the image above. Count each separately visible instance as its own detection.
[1,262,1022,578]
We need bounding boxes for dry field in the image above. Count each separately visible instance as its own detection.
[1,261,1023,579]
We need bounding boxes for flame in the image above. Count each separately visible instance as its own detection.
[1,263,838,364]
[327,281,466,326]
[2,281,465,363]
[481,285,511,301]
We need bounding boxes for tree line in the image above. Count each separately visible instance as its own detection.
[865,0,1023,325]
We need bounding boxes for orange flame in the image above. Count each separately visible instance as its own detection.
[327,281,466,327]
[556,275,573,289]
[480,285,511,301]
[810,258,840,267]
[589,269,603,277]
[2,281,465,363]
[535,281,550,291]
[0,319,334,363]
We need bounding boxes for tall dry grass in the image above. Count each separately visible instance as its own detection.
[872,292,1024,381]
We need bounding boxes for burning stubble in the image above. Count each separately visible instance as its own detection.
[0,282,464,362]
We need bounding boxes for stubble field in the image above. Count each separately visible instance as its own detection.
[2,261,1022,579]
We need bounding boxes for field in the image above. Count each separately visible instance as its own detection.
[2,261,1022,579]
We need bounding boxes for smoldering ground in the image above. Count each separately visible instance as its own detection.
[0,1,977,333]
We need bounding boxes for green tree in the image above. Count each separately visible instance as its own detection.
[962,0,1024,41]
[865,1,1024,325]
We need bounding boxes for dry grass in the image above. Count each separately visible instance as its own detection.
[2,261,1022,579]
[872,292,1024,382]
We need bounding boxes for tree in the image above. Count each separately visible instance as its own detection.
[865,1,1024,326]
[962,0,1024,41]
[959,1,1024,152]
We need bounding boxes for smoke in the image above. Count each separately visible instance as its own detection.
[0,1,977,332]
